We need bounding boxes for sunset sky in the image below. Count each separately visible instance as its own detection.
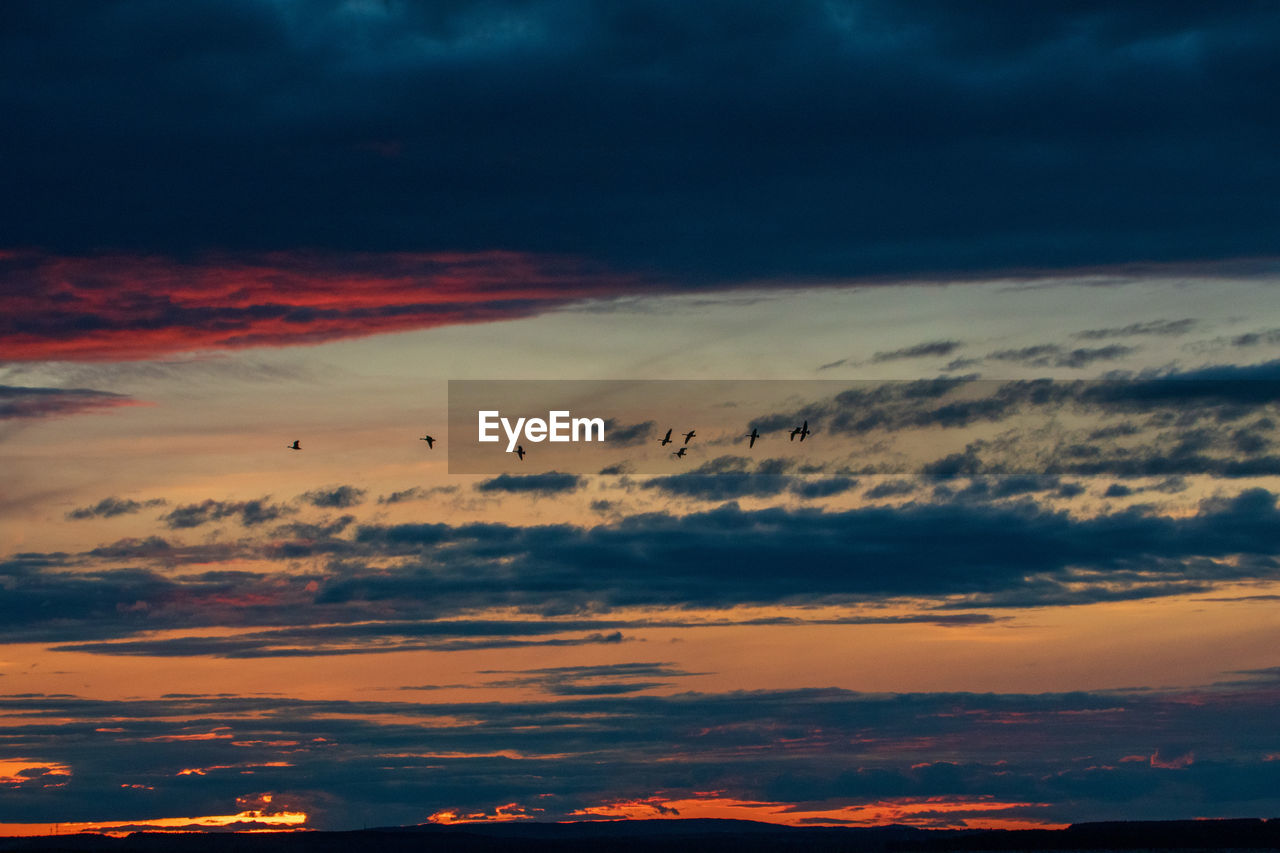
[3,0,1280,835]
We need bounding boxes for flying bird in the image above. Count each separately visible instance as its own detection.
[673,447,688,459]
[745,427,760,448]
[683,430,696,444]
[420,434,435,449]
[515,444,526,461]
[790,420,811,442]
[659,428,673,446]
[288,440,301,450]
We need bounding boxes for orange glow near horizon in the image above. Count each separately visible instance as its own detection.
[428,802,539,824]
[0,809,308,838]
[564,795,1066,829]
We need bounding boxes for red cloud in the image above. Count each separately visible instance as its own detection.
[0,250,646,361]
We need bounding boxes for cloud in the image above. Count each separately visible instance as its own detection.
[5,680,1280,830]
[377,486,460,504]
[42,612,994,659]
[13,485,1280,649]
[864,479,917,499]
[0,384,140,419]
[159,498,294,529]
[643,456,793,501]
[641,457,854,502]
[743,365,1280,478]
[2,2,1277,292]
[790,477,858,499]
[605,420,656,447]
[67,496,166,520]
[1231,329,1280,347]
[1073,319,1197,340]
[987,344,1137,368]
[871,341,963,363]
[56,629,628,659]
[479,662,701,696]
[475,473,585,495]
[0,251,639,361]
[299,486,366,509]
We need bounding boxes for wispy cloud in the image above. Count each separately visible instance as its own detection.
[0,385,140,420]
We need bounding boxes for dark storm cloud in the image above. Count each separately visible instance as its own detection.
[475,472,584,495]
[299,485,366,508]
[66,496,166,520]
[2,0,1278,292]
[4,681,1280,829]
[0,385,137,420]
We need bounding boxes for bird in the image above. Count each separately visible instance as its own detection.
[682,429,696,444]
[790,420,811,442]
[745,427,760,448]
[420,434,435,449]
[659,428,673,446]
[673,447,687,459]
[515,444,526,461]
[288,440,301,450]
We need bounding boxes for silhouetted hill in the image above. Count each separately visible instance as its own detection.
[2,818,1279,853]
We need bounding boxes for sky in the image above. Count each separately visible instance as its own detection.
[3,0,1280,836]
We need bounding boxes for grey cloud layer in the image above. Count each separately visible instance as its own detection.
[6,488,1280,652]
[4,681,1280,829]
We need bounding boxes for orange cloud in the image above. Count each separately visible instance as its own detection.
[0,759,71,788]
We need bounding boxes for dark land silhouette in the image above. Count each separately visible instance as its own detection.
[4,819,1280,853]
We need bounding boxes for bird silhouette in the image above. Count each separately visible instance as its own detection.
[288,440,301,450]
[745,427,760,448]
[673,447,688,459]
[790,420,811,442]
[515,444,526,461]
[683,430,696,444]
[420,434,435,449]
[659,428,673,446]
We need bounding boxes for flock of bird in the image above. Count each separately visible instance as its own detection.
[286,420,811,461]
